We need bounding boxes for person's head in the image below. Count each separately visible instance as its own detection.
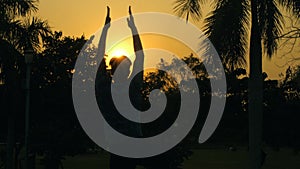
[109,56,131,81]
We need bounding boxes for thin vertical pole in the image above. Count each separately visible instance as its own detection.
[24,63,31,169]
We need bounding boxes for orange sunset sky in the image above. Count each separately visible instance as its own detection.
[36,0,300,79]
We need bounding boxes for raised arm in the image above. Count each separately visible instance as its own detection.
[127,6,144,80]
[98,6,111,74]
[96,7,111,96]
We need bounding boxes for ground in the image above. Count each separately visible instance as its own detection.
[41,148,300,169]
[1,147,300,169]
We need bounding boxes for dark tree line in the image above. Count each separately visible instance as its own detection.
[0,1,299,168]
[0,31,93,169]
[1,31,300,168]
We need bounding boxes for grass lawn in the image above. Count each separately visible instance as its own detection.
[2,147,299,169]
[56,147,300,169]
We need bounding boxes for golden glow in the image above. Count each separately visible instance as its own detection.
[107,38,134,62]
[110,48,130,58]
[36,0,300,79]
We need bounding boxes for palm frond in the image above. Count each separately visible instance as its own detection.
[259,0,284,58]
[0,0,38,18]
[204,0,250,72]
[15,17,52,52]
[0,19,22,41]
[173,0,202,22]
[278,0,300,16]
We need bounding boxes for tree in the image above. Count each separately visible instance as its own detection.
[0,39,23,169]
[280,66,300,153]
[173,0,300,168]
[0,0,38,43]
[30,31,90,169]
[0,1,50,169]
[141,54,212,169]
[173,0,202,22]
[275,14,300,64]
[0,1,47,89]
[15,17,51,52]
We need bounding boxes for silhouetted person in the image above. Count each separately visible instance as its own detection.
[95,6,144,169]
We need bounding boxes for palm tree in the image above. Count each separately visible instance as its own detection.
[0,16,50,88]
[0,1,51,169]
[173,0,300,168]
[15,17,51,52]
[0,0,40,84]
[0,0,38,42]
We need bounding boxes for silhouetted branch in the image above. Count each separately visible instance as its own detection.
[274,14,300,67]
[276,15,300,39]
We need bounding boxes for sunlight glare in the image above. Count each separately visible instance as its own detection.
[111,48,130,58]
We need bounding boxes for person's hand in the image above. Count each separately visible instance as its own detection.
[105,6,111,27]
[127,6,136,30]
[129,5,132,15]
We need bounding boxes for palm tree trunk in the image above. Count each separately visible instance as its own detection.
[249,0,263,169]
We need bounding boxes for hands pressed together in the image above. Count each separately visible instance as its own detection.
[104,6,136,30]
[105,6,111,26]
